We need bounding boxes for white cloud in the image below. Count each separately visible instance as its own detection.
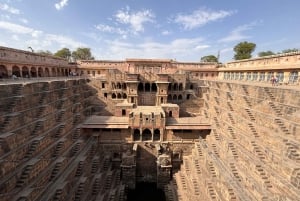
[95,24,126,35]
[98,37,209,61]
[161,30,171,36]
[12,34,19,41]
[0,3,20,14]
[44,34,86,49]
[55,0,69,10]
[0,21,34,34]
[20,18,28,24]
[174,8,235,30]
[0,20,85,51]
[115,6,155,33]
[218,21,260,43]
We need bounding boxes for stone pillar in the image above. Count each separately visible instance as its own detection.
[121,145,137,189]
[156,154,172,189]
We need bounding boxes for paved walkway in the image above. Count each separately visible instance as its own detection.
[0,76,88,85]
[203,79,300,91]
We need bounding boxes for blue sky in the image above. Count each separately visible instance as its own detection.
[0,0,299,62]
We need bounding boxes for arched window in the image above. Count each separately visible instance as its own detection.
[0,65,8,78]
[112,82,116,89]
[173,83,178,91]
[190,84,193,90]
[167,94,172,102]
[142,129,152,141]
[45,68,50,77]
[117,93,122,99]
[178,83,183,91]
[38,67,43,77]
[289,71,298,83]
[186,94,190,100]
[153,129,160,141]
[21,66,29,77]
[122,83,127,90]
[145,83,151,92]
[112,93,116,99]
[259,72,265,82]
[117,82,121,89]
[160,97,164,104]
[169,111,173,117]
[168,83,172,91]
[51,68,56,77]
[173,94,177,101]
[133,129,140,141]
[30,67,37,77]
[12,66,21,77]
[138,83,144,91]
[123,93,127,99]
[178,94,183,101]
[151,83,157,92]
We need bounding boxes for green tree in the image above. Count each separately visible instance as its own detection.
[72,47,95,60]
[281,48,299,53]
[258,51,275,57]
[37,50,53,56]
[200,55,218,62]
[233,41,256,60]
[54,48,71,59]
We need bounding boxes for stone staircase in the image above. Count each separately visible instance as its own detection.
[52,140,64,157]
[31,120,43,135]
[274,118,291,135]
[54,124,65,138]
[72,128,81,140]
[16,165,33,187]
[24,139,40,159]
[74,177,86,201]
[245,108,256,121]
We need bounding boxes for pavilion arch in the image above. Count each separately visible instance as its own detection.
[151,83,157,92]
[289,71,299,83]
[178,94,183,101]
[178,83,183,91]
[30,67,37,77]
[22,66,29,77]
[112,93,116,99]
[0,65,8,78]
[117,82,121,89]
[153,129,160,141]
[64,69,68,76]
[145,83,151,92]
[138,83,144,91]
[117,93,122,99]
[38,67,43,77]
[56,68,61,76]
[51,68,56,76]
[133,129,140,141]
[173,94,177,101]
[12,66,21,77]
[111,82,116,89]
[122,83,127,90]
[142,129,152,141]
[123,93,127,99]
[44,68,50,77]
[173,83,178,91]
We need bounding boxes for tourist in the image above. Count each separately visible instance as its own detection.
[271,76,275,86]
